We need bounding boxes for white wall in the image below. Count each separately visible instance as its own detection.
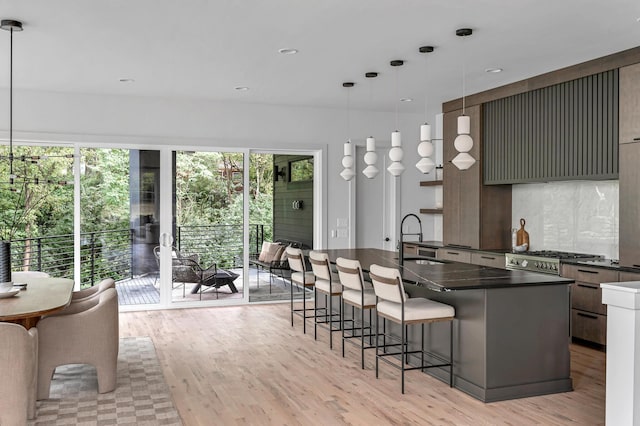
[512,180,619,259]
[0,88,436,248]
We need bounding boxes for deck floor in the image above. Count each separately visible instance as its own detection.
[116,267,308,305]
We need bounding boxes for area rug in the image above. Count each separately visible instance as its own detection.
[30,337,182,425]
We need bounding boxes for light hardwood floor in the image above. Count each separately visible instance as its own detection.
[119,304,605,426]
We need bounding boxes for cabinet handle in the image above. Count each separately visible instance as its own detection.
[633,264,640,268]
[480,256,496,260]
[634,137,640,141]
[577,283,598,289]
[577,269,598,274]
[447,252,459,255]
[577,312,598,320]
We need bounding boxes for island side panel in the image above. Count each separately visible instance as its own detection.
[484,284,573,401]
[406,285,488,397]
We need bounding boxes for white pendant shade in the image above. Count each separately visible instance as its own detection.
[418,141,434,157]
[340,168,355,181]
[389,146,404,162]
[362,165,379,178]
[387,161,405,176]
[457,115,471,134]
[364,151,378,164]
[452,152,476,170]
[391,130,401,146]
[362,136,378,179]
[416,157,436,174]
[453,114,476,170]
[341,139,355,181]
[420,124,431,142]
[454,134,473,153]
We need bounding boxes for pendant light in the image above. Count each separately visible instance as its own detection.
[1,19,74,191]
[387,60,405,177]
[340,82,356,181]
[452,28,476,171]
[362,72,379,179]
[416,46,436,174]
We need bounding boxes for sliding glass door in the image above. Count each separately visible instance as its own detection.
[168,149,245,304]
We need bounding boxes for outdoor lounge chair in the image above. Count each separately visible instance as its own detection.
[171,248,239,300]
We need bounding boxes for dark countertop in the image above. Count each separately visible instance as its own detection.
[562,258,640,274]
[319,248,573,292]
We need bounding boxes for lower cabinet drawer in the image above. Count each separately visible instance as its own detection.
[437,248,471,263]
[572,282,607,315]
[470,253,505,269]
[572,309,606,345]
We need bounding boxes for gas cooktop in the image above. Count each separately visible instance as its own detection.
[505,251,603,275]
[523,250,602,260]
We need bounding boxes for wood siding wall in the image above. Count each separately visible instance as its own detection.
[483,70,619,184]
[273,155,313,248]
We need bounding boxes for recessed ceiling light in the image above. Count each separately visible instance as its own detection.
[485,68,503,73]
[278,48,298,55]
[400,98,413,102]
[119,78,135,83]
[234,86,249,91]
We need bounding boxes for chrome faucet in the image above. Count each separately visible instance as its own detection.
[399,213,423,266]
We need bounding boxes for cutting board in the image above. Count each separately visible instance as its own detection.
[516,218,530,249]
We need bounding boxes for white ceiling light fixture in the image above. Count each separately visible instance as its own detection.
[485,68,503,73]
[416,45,436,174]
[452,28,476,171]
[387,60,405,177]
[362,72,379,179]
[340,82,356,182]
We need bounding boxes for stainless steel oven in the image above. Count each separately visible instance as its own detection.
[505,251,603,275]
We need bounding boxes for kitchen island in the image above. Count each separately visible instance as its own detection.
[318,248,574,402]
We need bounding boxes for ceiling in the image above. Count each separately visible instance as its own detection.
[1,0,640,115]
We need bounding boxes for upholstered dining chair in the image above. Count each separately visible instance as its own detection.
[71,277,116,303]
[369,263,455,394]
[286,247,315,334]
[309,251,342,349]
[0,323,38,423]
[336,257,377,368]
[37,288,119,400]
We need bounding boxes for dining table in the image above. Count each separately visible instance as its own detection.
[0,277,74,329]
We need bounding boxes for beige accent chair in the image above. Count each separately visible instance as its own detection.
[309,251,342,349]
[0,323,38,424]
[286,247,315,334]
[369,263,455,394]
[336,257,376,368]
[71,277,116,303]
[37,287,119,400]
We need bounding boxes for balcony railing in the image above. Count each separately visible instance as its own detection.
[9,224,270,288]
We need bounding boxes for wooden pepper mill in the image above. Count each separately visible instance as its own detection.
[516,218,530,250]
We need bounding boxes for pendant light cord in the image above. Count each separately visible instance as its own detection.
[461,38,466,115]
[424,54,428,122]
[395,67,399,129]
[346,87,351,141]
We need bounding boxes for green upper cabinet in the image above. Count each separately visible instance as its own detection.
[483,70,619,184]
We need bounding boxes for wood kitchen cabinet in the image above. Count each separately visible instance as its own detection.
[437,247,472,263]
[619,63,640,144]
[442,106,512,250]
[470,252,505,269]
[619,142,640,268]
[562,264,617,346]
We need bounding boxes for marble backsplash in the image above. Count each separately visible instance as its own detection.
[511,180,619,260]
